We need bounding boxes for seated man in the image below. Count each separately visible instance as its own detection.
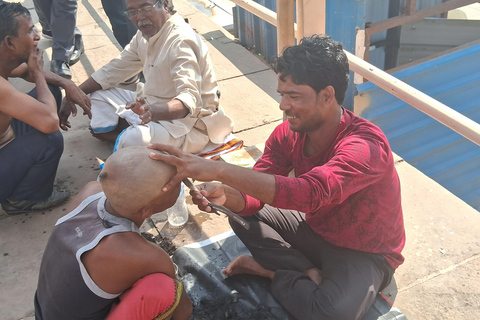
[35,146,193,320]
[60,0,234,155]
[0,1,91,215]
[149,35,406,320]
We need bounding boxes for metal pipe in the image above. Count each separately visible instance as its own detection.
[229,0,278,27]
[347,51,480,146]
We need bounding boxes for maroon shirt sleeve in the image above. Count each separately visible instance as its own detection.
[238,122,293,216]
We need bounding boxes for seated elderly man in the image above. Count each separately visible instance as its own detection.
[0,1,90,214]
[35,146,193,320]
[60,0,234,155]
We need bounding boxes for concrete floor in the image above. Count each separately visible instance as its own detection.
[1,0,479,319]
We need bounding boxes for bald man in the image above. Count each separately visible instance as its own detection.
[34,146,193,320]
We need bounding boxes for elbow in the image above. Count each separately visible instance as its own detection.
[40,116,60,134]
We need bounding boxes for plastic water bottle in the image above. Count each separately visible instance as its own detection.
[167,183,189,227]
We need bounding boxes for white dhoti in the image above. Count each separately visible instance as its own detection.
[90,88,210,154]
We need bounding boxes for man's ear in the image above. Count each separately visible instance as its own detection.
[321,85,336,107]
[4,36,16,50]
[140,206,154,220]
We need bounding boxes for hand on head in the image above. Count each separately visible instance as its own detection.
[147,143,217,192]
[100,146,180,219]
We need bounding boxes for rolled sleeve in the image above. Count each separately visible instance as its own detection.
[238,192,264,216]
[174,92,196,115]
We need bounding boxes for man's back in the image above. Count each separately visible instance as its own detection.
[35,192,138,320]
[35,147,193,320]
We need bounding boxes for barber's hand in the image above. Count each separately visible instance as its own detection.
[63,82,91,119]
[126,97,152,124]
[190,182,227,212]
[148,144,217,192]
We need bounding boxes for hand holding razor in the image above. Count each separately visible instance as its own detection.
[182,178,250,230]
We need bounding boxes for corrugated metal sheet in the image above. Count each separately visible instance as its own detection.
[233,0,278,62]
[356,43,480,211]
[397,18,480,65]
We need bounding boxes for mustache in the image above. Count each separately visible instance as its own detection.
[138,19,153,27]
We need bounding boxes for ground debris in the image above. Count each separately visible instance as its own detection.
[141,232,177,256]
[192,296,272,320]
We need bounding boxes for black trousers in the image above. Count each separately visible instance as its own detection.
[230,205,394,320]
[0,85,63,202]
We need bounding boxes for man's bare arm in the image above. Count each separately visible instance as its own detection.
[151,99,189,121]
[9,62,93,119]
[1,48,58,133]
[8,63,29,78]
[82,232,177,294]
[149,144,276,209]
[71,181,177,294]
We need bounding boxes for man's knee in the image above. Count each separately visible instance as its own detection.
[116,125,151,149]
[309,287,375,320]
[47,131,64,157]
[27,85,62,110]
[106,273,187,320]
[228,215,252,239]
[89,90,107,106]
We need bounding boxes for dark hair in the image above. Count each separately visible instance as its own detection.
[272,35,349,105]
[0,1,31,42]
[160,0,175,15]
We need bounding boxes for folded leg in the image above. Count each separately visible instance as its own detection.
[229,205,393,320]
[90,87,140,134]
[106,273,184,320]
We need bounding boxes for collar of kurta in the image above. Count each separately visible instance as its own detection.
[144,13,181,43]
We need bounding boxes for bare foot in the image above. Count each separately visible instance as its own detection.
[222,255,275,280]
[303,267,322,285]
[89,126,120,142]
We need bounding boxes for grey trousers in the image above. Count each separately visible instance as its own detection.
[33,0,82,61]
[229,205,394,320]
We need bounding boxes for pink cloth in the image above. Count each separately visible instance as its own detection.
[240,108,405,269]
[106,273,183,320]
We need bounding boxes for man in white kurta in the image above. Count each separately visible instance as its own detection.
[59,0,233,154]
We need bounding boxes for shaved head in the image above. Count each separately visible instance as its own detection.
[100,146,179,215]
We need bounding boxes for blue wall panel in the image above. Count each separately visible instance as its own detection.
[357,43,480,211]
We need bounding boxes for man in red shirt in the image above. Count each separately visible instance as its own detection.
[149,35,405,320]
